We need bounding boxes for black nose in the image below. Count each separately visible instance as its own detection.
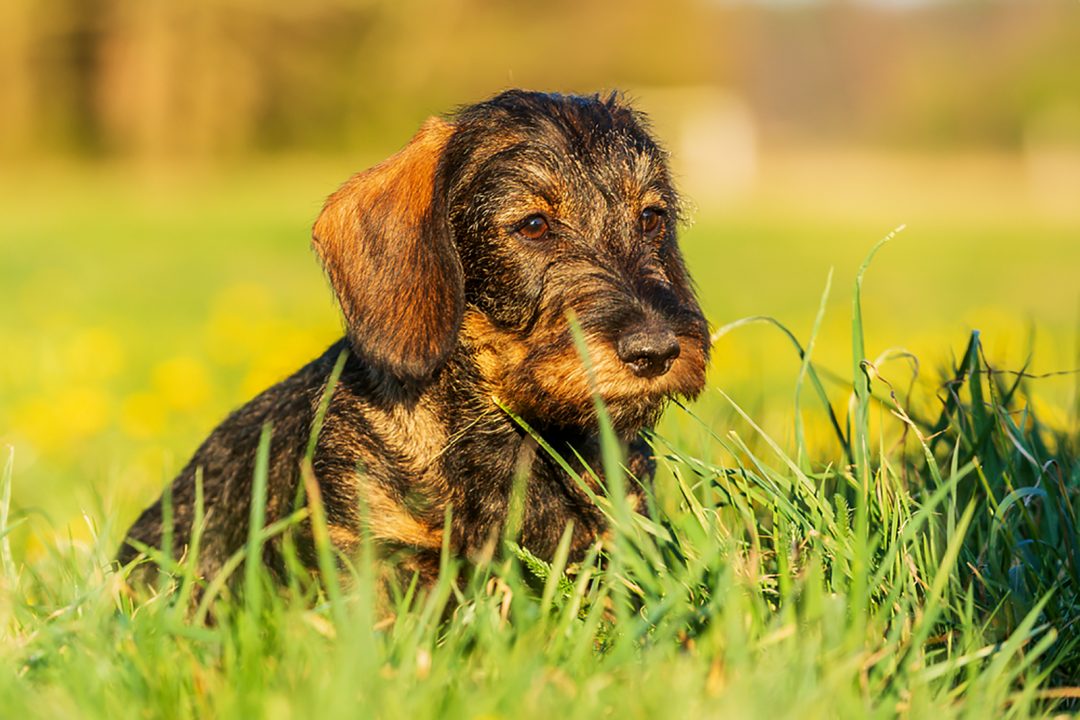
[616,328,681,378]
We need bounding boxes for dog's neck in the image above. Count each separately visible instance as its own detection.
[332,338,628,559]
[426,347,615,556]
[339,339,609,468]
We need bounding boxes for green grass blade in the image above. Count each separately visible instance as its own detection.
[244,423,273,617]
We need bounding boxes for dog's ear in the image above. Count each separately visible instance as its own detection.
[313,117,463,383]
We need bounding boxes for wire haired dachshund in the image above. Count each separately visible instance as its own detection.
[119,90,710,592]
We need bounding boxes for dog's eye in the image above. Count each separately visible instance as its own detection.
[641,208,664,238]
[517,214,550,241]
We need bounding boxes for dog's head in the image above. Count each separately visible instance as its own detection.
[314,90,709,434]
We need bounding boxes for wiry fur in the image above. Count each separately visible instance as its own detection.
[119,90,710,590]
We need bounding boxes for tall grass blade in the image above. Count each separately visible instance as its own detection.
[244,423,273,617]
[849,224,904,637]
[795,267,833,469]
[712,314,850,461]
[1,446,14,586]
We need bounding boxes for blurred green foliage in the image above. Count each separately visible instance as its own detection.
[2,0,1079,160]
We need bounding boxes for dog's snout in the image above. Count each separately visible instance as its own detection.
[616,328,681,378]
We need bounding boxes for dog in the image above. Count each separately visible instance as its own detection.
[119,90,710,591]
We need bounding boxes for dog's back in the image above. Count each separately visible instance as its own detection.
[119,342,340,580]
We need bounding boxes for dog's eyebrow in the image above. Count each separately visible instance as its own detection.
[612,145,683,216]
[485,143,566,176]
[607,141,668,191]
[461,135,680,223]
[467,143,575,202]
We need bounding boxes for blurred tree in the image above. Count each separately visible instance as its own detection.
[2,0,1077,162]
[0,0,34,158]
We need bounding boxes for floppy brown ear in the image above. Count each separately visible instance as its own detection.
[312,117,463,383]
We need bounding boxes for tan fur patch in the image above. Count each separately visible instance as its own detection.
[327,524,360,550]
[362,481,443,550]
[461,310,530,388]
[317,388,450,552]
[364,401,448,483]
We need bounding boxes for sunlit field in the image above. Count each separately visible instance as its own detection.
[2,149,1076,540]
[2,147,1078,717]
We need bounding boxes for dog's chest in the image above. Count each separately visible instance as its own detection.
[318,379,612,563]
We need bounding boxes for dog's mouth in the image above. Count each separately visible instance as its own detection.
[590,334,708,402]
[539,337,707,434]
[464,315,707,435]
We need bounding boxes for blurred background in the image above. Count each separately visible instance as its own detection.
[1,0,1078,550]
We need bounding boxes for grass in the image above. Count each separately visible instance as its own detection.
[1,233,1078,718]
[1,155,1078,717]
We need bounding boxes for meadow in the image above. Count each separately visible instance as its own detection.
[1,149,1078,718]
